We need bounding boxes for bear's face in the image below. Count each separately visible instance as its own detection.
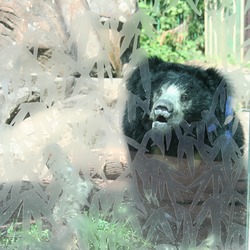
[149,71,213,133]
[150,84,192,132]
[123,57,245,157]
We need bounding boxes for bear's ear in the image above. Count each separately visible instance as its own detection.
[147,56,166,74]
[205,67,226,93]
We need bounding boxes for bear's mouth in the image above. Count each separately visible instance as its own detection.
[152,114,170,132]
[156,115,168,123]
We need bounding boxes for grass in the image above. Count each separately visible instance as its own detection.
[88,218,153,250]
[0,216,153,250]
[0,222,50,249]
[71,213,154,250]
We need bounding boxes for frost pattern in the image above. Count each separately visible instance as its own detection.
[0,0,248,249]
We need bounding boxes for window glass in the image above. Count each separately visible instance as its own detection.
[0,0,249,249]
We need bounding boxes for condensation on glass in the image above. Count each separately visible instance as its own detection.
[0,0,249,249]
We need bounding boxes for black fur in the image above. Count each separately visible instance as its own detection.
[123,57,245,159]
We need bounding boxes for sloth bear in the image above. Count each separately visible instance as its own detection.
[123,57,245,160]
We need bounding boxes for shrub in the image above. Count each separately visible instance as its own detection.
[139,0,205,63]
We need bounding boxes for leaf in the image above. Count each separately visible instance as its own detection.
[186,0,202,15]
[177,136,197,176]
[143,208,175,243]
[149,129,165,155]
[120,10,156,57]
[224,115,234,125]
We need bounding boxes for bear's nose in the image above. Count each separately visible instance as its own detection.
[154,100,173,113]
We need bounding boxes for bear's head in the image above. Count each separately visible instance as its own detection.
[125,57,226,133]
[124,57,244,158]
[147,62,225,133]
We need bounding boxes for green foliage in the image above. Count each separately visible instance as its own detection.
[0,223,50,249]
[72,214,153,249]
[139,0,205,63]
[0,223,18,247]
[0,215,152,249]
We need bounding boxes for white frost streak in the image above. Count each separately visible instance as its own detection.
[0,106,105,182]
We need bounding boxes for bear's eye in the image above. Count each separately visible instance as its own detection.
[181,93,189,101]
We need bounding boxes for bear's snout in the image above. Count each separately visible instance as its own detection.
[152,100,174,122]
[154,100,173,113]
